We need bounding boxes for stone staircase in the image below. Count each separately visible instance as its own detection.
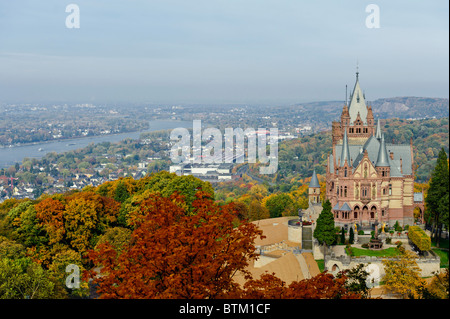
[302,226,313,250]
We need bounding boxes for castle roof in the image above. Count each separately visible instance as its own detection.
[375,119,382,139]
[335,135,413,177]
[340,130,351,166]
[348,73,368,125]
[375,134,390,167]
[309,169,320,188]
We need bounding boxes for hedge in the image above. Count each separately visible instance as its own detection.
[408,226,431,251]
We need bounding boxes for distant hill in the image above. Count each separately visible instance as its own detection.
[371,97,449,120]
[290,97,449,126]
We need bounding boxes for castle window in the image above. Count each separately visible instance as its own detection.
[344,168,347,177]
[389,184,392,195]
[344,186,348,197]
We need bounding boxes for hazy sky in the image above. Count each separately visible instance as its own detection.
[0,0,448,105]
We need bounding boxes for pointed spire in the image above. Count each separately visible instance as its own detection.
[309,169,320,188]
[356,60,359,80]
[375,119,382,139]
[348,69,368,124]
[340,130,350,166]
[376,134,390,167]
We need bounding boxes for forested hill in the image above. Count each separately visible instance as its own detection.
[371,97,449,120]
[255,117,448,187]
[288,97,448,126]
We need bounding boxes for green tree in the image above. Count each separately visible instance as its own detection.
[425,148,449,247]
[313,200,335,255]
[114,181,129,203]
[349,226,355,244]
[340,227,346,244]
[343,263,371,298]
[265,193,295,218]
[0,257,56,299]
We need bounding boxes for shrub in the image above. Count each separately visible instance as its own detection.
[358,230,365,235]
[408,226,431,251]
[385,237,392,244]
[361,243,369,248]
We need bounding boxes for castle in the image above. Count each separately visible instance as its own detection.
[308,71,424,230]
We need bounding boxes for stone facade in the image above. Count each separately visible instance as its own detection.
[325,72,424,229]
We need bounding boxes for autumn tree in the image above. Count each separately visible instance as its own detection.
[35,197,66,245]
[236,272,362,299]
[382,247,426,299]
[85,191,263,299]
[248,200,270,221]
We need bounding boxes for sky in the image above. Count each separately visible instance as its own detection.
[0,0,448,105]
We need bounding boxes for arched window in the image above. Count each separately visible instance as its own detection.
[344,186,347,197]
[354,206,360,219]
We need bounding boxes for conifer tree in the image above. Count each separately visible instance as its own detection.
[425,148,449,247]
[349,226,355,244]
[313,200,336,252]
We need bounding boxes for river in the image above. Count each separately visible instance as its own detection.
[0,120,192,169]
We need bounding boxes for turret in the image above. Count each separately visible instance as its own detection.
[309,169,321,204]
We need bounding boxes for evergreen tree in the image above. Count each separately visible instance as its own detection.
[349,226,355,244]
[340,227,346,244]
[313,200,335,249]
[425,148,449,247]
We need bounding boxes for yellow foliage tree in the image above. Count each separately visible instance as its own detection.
[382,247,426,299]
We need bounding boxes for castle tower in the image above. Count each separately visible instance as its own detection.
[309,169,321,204]
[333,71,376,145]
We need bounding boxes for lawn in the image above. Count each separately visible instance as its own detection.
[345,246,401,257]
[432,248,449,268]
[316,259,325,272]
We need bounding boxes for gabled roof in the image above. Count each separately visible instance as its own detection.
[309,169,320,188]
[340,202,352,211]
[332,202,352,211]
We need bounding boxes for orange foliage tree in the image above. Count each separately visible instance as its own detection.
[235,272,362,299]
[85,191,264,299]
